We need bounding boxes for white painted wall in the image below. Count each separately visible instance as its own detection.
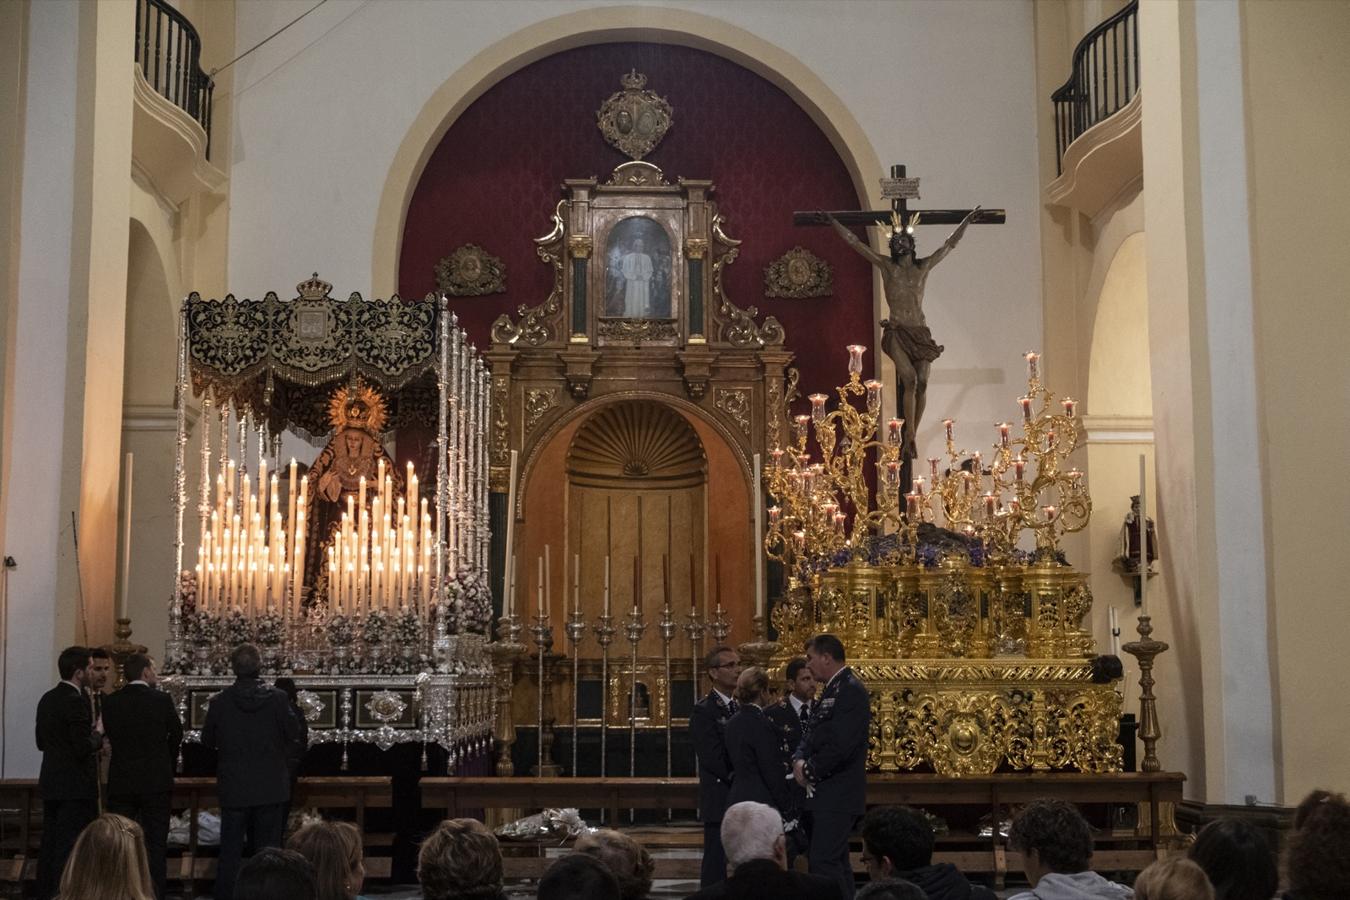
[226,0,1045,462]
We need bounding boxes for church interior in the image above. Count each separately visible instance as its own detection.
[2,0,1348,896]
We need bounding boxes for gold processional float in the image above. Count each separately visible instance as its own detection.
[765,345,1124,776]
[160,275,494,768]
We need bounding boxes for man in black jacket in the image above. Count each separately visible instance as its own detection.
[861,805,996,900]
[202,643,304,900]
[102,653,183,899]
[792,634,870,899]
[685,801,843,900]
[35,645,103,900]
[690,644,741,887]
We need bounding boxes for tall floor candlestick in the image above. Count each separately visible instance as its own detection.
[565,598,587,777]
[623,603,648,821]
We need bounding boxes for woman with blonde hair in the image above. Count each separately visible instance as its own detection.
[1134,857,1215,900]
[417,818,505,900]
[723,667,794,820]
[287,820,366,900]
[574,829,655,900]
[56,813,154,900]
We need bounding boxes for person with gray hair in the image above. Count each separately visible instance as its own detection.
[202,644,304,900]
[685,801,844,900]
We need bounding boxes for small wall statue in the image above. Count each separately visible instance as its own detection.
[1113,494,1158,601]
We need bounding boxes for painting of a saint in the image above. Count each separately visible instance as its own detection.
[604,216,672,318]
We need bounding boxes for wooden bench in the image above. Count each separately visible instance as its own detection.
[421,772,1187,886]
[0,776,393,888]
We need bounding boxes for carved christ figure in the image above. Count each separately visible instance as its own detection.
[621,238,654,317]
[827,208,978,459]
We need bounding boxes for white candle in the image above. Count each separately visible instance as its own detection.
[753,452,765,621]
[1138,454,1148,618]
[1109,605,1121,656]
[503,449,519,619]
[537,555,545,617]
[118,452,134,620]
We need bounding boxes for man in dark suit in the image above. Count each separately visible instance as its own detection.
[102,653,183,899]
[685,800,843,900]
[765,656,817,861]
[690,643,741,887]
[792,634,870,899]
[35,646,103,900]
[202,643,304,900]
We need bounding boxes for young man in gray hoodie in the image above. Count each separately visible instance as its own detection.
[1007,800,1133,900]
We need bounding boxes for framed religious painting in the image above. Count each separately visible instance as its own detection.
[591,197,684,347]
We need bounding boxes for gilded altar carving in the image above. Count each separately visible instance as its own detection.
[710,215,785,348]
[435,244,506,296]
[596,319,680,343]
[524,388,559,434]
[596,71,673,161]
[491,203,566,347]
[606,160,669,187]
[567,235,593,259]
[764,246,833,299]
[714,388,752,438]
[491,374,510,466]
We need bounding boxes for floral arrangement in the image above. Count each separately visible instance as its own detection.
[254,612,284,646]
[327,614,356,646]
[446,567,493,634]
[361,609,391,645]
[186,610,219,645]
[392,609,424,646]
[221,609,254,647]
[177,570,198,615]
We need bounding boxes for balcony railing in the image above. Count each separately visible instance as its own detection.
[134,0,215,158]
[1052,0,1139,174]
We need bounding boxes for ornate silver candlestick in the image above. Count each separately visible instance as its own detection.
[657,603,677,781]
[623,605,648,823]
[564,606,587,776]
[489,615,525,776]
[592,613,617,785]
[684,609,706,711]
[708,604,731,645]
[530,613,558,776]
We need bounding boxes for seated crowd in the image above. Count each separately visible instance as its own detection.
[47,788,1348,899]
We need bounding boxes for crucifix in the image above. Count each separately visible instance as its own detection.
[796,164,1004,489]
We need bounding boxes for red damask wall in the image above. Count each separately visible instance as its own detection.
[398,42,876,394]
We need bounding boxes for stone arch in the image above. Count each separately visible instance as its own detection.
[370,5,883,294]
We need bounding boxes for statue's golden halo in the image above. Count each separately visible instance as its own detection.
[327,380,389,435]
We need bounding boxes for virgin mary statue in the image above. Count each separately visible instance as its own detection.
[303,381,402,603]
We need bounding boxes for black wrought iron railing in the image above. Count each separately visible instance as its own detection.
[134,0,215,158]
[1052,0,1139,174]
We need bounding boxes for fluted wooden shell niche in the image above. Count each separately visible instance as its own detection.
[568,401,706,489]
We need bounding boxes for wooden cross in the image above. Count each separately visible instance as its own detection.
[793,164,1006,230]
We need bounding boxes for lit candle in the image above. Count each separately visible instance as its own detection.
[793,414,810,447]
[1014,456,1025,481]
[1061,397,1076,418]
[887,419,903,445]
[913,476,925,496]
[1025,350,1040,382]
[846,344,866,376]
[1019,396,1033,420]
[770,448,784,468]
[768,505,781,523]
[833,511,847,532]
[809,393,828,424]
[905,493,919,517]
[984,492,996,518]
[864,379,883,413]
[1043,505,1058,523]
[998,422,1011,447]
[943,418,955,442]
[928,458,940,480]
[885,461,900,486]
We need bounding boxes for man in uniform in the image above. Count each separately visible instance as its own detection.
[766,657,817,861]
[690,644,741,887]
[793,634,870,899]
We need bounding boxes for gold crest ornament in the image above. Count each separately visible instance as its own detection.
[327,380,389,435]
[435,244,506,296]
[764,246,834,299]
[596,70,673,161]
